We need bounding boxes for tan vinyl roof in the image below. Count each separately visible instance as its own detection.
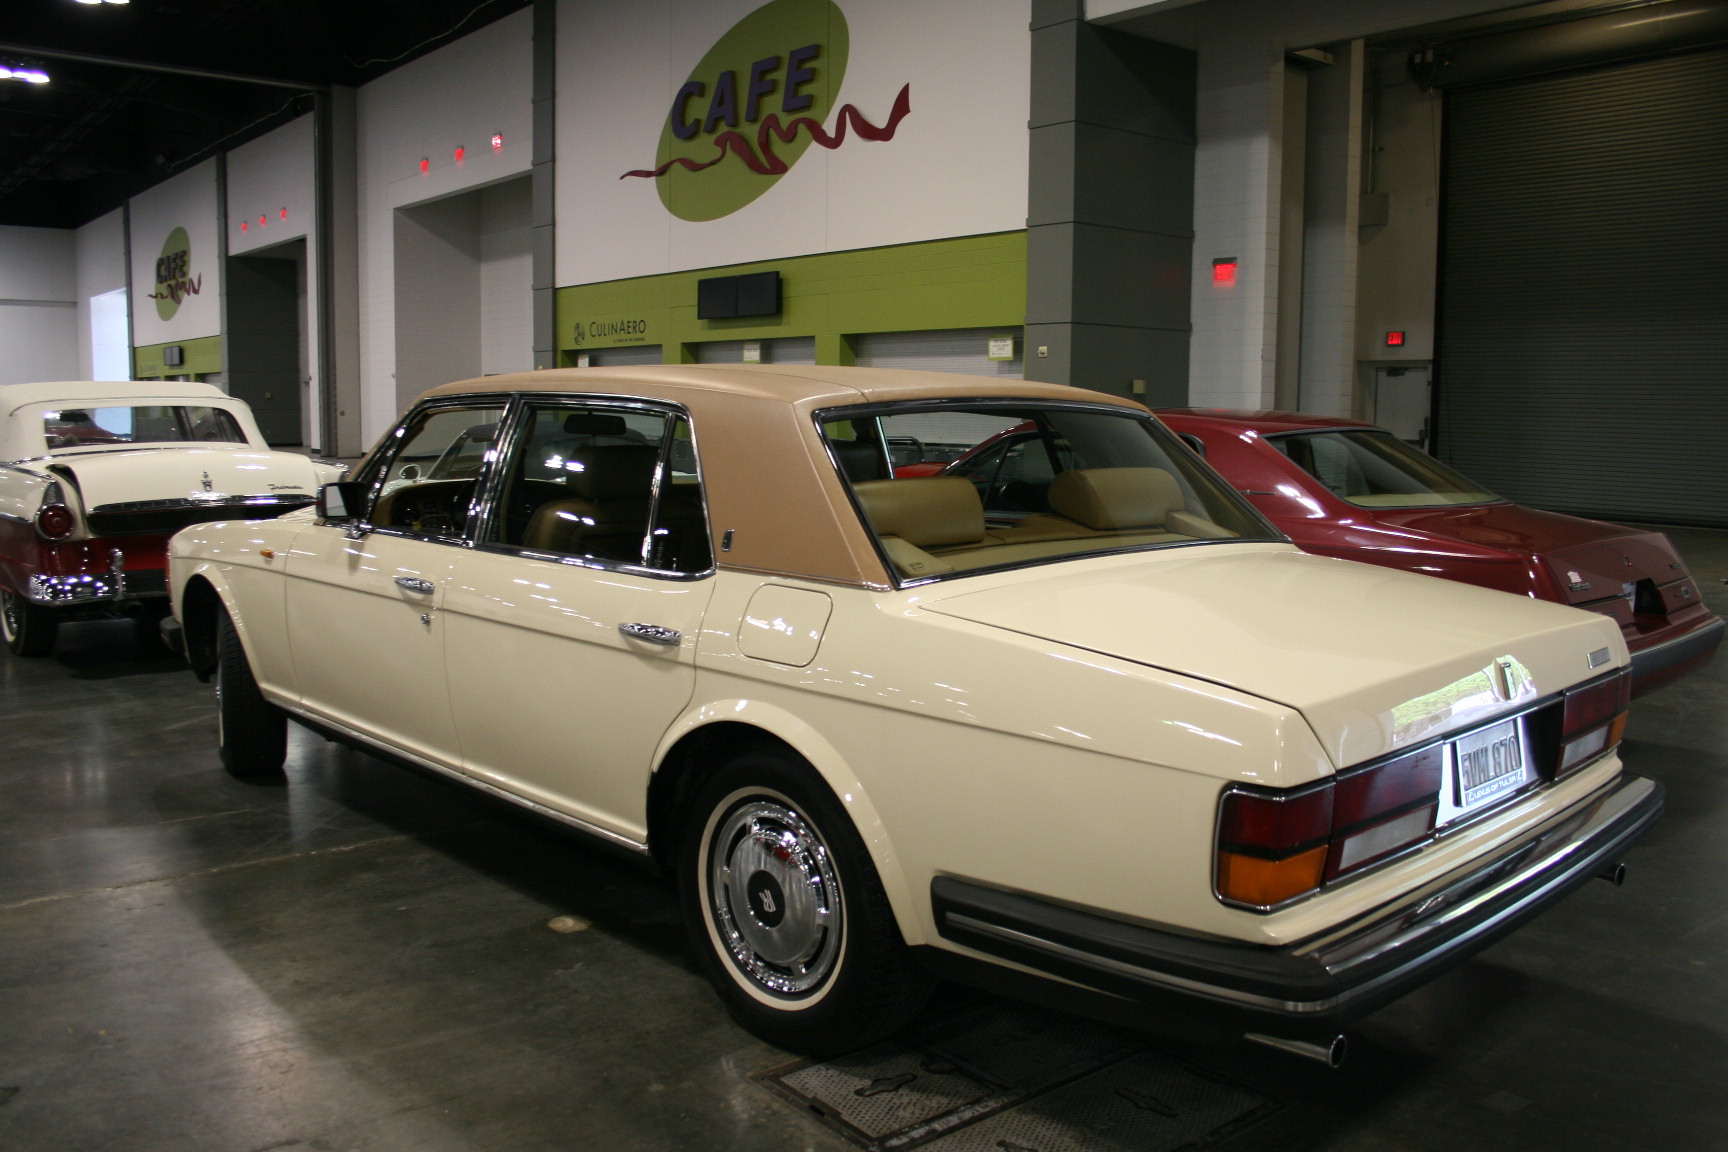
[415,365,1151,588]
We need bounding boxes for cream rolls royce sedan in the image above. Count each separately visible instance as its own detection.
[165,366,1661,1061]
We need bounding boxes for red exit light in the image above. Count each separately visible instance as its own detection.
[491,133,504,151]
[1385,331,1406,347]
[455,146,466,164]
[1212,258,1238,286]
[419,157,430,174]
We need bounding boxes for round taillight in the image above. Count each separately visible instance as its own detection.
[36,503,75,540]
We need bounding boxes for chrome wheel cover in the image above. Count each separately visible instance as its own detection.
[0,590,19,642]
[706,798,843,997]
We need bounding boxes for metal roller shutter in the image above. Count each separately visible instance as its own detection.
[693,337,816,364]
[853,328,1024,377]
[584,345,663,366]
[1437,48,1728,527]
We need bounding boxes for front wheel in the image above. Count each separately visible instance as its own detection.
[215,609,287,779]
[1,587,57,657]
[678,750,933,1055]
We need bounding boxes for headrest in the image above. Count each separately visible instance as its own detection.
[564,413,629,437]
[1047,467,1182,530]
[852,478,986,548]
[571,444,660,500]
[831,439,887,482]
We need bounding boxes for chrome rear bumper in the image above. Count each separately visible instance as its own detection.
[932,771,1663,1034]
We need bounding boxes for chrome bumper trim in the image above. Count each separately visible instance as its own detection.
[933,772,1662,1023]
[24,548,165,605]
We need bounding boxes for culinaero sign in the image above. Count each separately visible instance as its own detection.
[623,0,911,222]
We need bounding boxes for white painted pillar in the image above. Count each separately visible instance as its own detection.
[1187,32,1285,409]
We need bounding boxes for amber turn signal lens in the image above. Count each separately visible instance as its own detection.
[1217,845,1328,907]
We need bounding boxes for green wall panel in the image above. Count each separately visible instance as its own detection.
[134,335,223,379]
[556,232,1027,364]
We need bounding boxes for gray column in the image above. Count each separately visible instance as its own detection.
[1024,0,1195,404]
[532,0,557,370]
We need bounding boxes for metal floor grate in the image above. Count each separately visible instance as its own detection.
[757,1003,1278,1152]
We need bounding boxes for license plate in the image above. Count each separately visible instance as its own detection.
[1436,715,1532,828]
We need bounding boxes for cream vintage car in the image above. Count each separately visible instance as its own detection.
[165,366,1662,1062]
[0,380,344,656]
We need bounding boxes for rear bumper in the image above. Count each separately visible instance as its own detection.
[932,771,1662,1037]
[24,550,167,607]
[1630,614,1723,686]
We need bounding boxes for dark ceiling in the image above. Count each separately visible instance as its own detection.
[0,0,531,230]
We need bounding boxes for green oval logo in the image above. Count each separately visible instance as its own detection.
[150,227,201,321]
[647,0,850,222]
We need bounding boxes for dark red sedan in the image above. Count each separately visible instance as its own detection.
[1153,409,1721,693]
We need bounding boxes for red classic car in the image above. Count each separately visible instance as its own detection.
[1153,409,1721,693]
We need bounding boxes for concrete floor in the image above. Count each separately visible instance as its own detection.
[2,527,1725,1152]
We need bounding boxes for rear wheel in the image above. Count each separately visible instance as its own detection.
[216,609,287,779]
[678,749,933,1055]
[1,588,57,657]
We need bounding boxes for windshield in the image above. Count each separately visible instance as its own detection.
[822,402,1278,584]
[42,405,247,450]
[1271,430,1497,507]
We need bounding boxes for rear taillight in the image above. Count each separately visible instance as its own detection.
[36,503,75,540]
[1216,786,1331,907]
[1218,744,1446,910]
[1557,669,1631,777]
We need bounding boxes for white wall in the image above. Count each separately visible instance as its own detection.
[0,225,78,386]
[556,0,1031,286]
[479,180,532,377]
[228,115,322,442]
[357,7,532,439]
[129,158,222,346]
[75,210,127,380]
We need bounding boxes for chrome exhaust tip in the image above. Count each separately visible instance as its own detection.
[1597,861,1627,886]
[1244,1032,1347,1069]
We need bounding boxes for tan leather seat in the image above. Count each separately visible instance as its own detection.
[852,478,992,577]
[1037,467,1183,532]
[522,445,660,561]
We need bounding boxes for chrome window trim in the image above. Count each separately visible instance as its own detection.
[468,392,718,583]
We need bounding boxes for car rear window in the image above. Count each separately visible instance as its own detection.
[43,405,246,449]
[1270,430,1498,508]
[821,402,1278,584]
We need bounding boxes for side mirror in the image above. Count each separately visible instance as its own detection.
[317,481,370,525]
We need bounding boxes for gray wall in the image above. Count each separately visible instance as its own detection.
[1024,0,1195,405]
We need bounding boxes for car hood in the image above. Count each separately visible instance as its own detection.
[1367,503,1690,604]
[45,446,338,511]
[920,544,1624,768]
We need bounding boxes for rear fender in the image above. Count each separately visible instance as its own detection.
[651,698,924,945]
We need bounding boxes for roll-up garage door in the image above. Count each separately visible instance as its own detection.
[583,345,663,366]
[853,328,1024,378]
[1436,48,1728,526]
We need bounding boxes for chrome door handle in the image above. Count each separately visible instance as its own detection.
[394,576,436,595]
[619,622,681,645]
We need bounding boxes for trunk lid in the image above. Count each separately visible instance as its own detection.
[47,446,332,534]
[921,545,1623,769]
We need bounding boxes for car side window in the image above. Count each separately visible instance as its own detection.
[487,402,711,575]
[369,405,506,539]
